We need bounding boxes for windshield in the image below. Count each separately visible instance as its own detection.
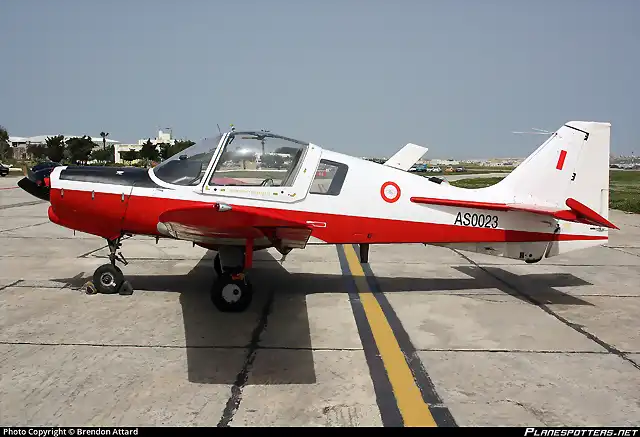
[153,134,222,186]
[208,131,308,187]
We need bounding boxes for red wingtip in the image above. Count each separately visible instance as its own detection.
[565,198,619,230]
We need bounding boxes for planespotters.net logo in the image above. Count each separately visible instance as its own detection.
[525,429,638,437]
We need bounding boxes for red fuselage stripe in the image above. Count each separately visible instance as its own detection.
[47,187,607,244]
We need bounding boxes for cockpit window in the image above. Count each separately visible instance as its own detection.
[153,135,222,186]
[309,159,348,195]
[208,131,308,187]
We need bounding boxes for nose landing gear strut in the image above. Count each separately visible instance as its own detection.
[87,236,133,295]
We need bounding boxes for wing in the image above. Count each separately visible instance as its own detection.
[157,202,313,248]
[384,143,428,171]
[409,196,618,229]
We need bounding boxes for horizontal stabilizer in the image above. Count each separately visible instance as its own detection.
[409,196,618,229]
[384,143,428,171]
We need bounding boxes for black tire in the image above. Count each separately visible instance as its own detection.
[210,273,253,312]
[213,253,222,276]
[93,264,124,294]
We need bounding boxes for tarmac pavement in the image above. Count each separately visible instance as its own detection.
[0,174,638,427]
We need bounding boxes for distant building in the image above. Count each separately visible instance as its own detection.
[8,134,120,148]
[114,129,175,163]
[7,134,120,161]
[428,159,460,166]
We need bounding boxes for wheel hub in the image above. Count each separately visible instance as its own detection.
[221,283,242,303]
[100,272,115,287]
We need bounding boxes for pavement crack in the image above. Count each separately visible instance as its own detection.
[451,249,640,372]
[0,340,363,352]
[77,235,133,258]
[0,280,23,291]
[506,399,551,425]
[605,246,640,258]
[0,200,46,210]
[416,348,613,354]
[0,221,49,233]
[217,289,276,427]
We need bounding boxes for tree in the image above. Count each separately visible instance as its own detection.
[27,144,47,161]
[0,125,11,161]
[275,146,299,156]
[66,136,95,164]
[90,145,115,163]
[172,140,195,155]
[158,140,195,161]
[260,153,285,169]
[45,135,66,163]
[120,150,139,162]
[158,143,172,160]
[139,139,159,161]
[100,132,109,150]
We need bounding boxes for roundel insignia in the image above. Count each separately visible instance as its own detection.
[380,181,401,203]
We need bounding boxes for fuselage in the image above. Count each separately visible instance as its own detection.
[18,129,608,265]
[42,149,604,247]
[15,124,616,309]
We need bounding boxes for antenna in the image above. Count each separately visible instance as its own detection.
[512,127,554,135]
[512,131,552,135]
[217,124,221,134]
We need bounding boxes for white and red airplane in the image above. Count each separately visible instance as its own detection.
[18,121,616,312]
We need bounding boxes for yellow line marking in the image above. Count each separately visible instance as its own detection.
[342,244,437,427]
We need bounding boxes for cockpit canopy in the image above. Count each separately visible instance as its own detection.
[152,131,310,187]
[152,134,222,186]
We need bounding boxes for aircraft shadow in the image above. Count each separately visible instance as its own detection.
[370,265,594,306]
[53,249,594,385]
[56,250,318,385]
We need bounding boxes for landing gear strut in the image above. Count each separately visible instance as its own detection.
[210,242,254,312]
[90,236,133,295]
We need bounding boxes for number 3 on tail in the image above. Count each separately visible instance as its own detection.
[571,172,576,181]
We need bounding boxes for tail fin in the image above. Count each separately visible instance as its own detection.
[492,121,611,218]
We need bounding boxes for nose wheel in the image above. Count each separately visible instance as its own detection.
[92,263,125,294]
[88,236,133,295]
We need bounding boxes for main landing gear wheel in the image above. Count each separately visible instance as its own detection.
[93,264,124,294]
[210,273,253,312]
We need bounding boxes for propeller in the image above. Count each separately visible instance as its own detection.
[17,161,60,202]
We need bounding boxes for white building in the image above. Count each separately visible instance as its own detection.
[8,134,120,148]
[114,129,175,163]
[427,159,460,166]
[7,134,120,160]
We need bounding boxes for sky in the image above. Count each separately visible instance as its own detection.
[1,0,639,159]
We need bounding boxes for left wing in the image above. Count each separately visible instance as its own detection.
[157,203,313,248]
